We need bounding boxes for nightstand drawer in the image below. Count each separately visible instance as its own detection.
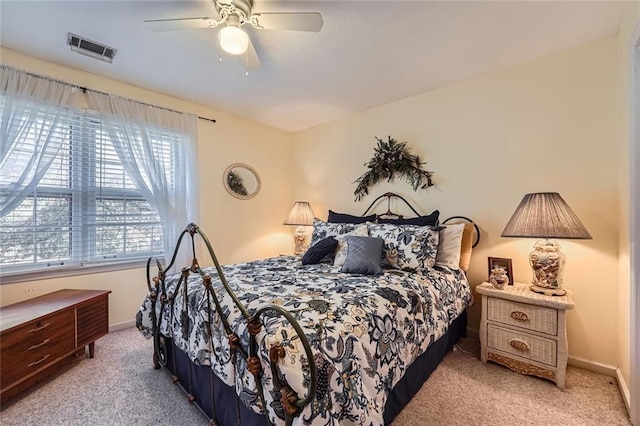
[487,324,557,367]
[488,297,557,335]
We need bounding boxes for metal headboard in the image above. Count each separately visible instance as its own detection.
[443,216,481,248]
[361,192,480,248]
[361,192,421,218]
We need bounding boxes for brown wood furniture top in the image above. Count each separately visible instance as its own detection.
[0,289,111,332]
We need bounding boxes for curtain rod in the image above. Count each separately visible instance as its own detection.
[1,65,216,124]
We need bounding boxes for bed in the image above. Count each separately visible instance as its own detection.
[136,193,478,426]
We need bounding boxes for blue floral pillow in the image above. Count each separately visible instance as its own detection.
[310,219,356,247]
[367,223,440,271]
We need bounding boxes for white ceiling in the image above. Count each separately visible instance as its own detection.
[0,1,625,132]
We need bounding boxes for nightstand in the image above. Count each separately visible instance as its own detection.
[477,282,574,388]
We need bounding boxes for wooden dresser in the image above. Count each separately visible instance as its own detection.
[477,282,574,388]
[0,289,111,404]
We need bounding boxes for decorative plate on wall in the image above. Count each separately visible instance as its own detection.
[223,163,261,200]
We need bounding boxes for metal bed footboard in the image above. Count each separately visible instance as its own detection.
[145,223,317,426]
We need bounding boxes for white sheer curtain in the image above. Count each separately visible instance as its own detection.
[0,66,76,217]
[85,91,198,266]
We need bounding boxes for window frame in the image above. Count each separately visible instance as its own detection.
[0,108,170,281]
[0,257,151,284]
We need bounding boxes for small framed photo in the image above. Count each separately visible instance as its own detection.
[488,257,514,286]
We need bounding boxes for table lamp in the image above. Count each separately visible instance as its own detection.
[283,201,315,255]
[501,192,591,296]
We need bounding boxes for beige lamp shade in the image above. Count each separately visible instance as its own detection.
[283,202,315,226]
[284,201,315,255]
[501,192,591,296]
[501,193,591,240]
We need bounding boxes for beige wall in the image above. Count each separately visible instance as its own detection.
[617,2,640,415]
[0,31,630,376]
[292,37,620,366]
[0,47,294,326]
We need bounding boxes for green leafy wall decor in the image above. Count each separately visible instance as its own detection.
[227,170,248,196]
[353,136,434,201]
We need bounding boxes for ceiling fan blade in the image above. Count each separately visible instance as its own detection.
[143,17,216,32]
[245,37,261,70]
[250,12,323,32]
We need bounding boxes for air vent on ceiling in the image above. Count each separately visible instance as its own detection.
[67,33,117,63]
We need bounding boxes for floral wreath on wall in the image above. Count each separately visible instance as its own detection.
[353,136,435,201]
[227,170,248,196]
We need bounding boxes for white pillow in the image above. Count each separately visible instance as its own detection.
[435,223,465,268]
[333,224,369,267]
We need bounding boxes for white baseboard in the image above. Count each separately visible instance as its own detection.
[568,356,631,416]
[109,319,135,333]
[616,367,631,415]
[567,355,617,377]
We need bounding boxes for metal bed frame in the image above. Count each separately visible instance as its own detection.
[145,223,316,426]
[143,192,479,425]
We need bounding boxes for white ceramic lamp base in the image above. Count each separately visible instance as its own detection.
[529,239,567,296]
[530,284,567,296]
[292,226,308,255]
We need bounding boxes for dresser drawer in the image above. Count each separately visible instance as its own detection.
[488,297,557,335]
[487,324,557,367]
[1,310,75,389]
[1,309,75,352]
[0,289,111,403]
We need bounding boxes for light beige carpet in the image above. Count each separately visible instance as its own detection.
[0,328,630,425]
[393,337,630,425]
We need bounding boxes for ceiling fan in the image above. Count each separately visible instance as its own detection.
[143,0,324,70]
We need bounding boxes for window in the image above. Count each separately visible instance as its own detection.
[0,105,178,276]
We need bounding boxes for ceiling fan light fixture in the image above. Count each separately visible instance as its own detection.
[219,25,249,55]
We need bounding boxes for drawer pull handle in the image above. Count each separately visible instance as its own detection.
[28,339,51,351]
[28,354,50,368]
[510,311,529,321]
[509,339,529,351]
[28,322,50,333]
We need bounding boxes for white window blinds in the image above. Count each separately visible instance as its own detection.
[0,106,179,273]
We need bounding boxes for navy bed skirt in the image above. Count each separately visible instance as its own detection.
[161,310,467,425]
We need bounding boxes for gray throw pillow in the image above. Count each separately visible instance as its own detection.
[341,236,384,275]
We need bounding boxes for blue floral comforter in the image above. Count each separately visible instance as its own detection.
[137,256,473,425]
